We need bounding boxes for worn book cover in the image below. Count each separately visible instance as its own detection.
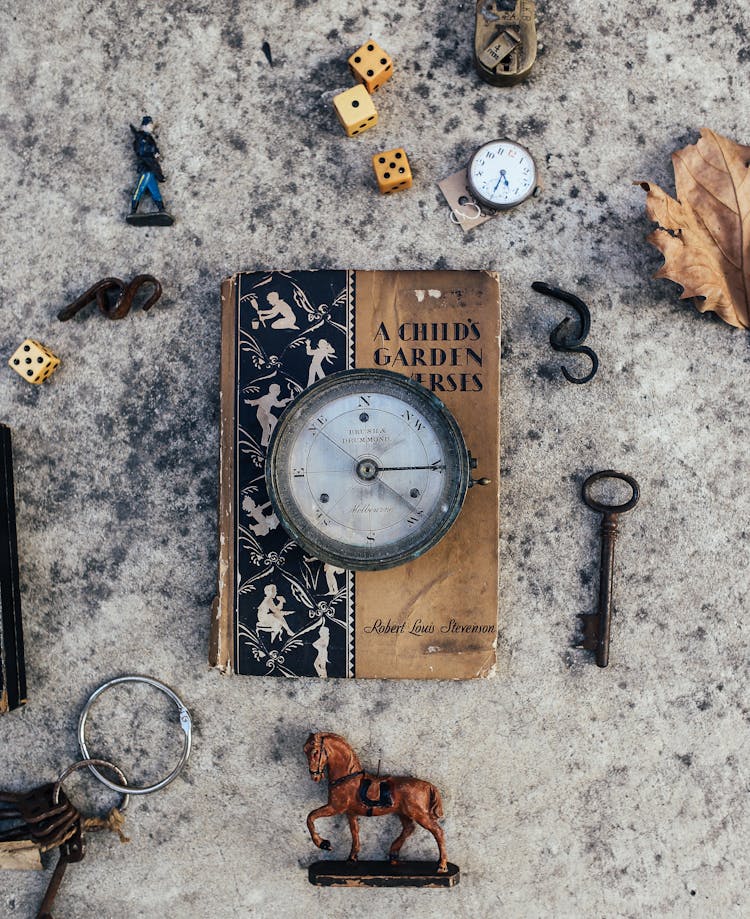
[1,424,26,713]
[210,270,500,679]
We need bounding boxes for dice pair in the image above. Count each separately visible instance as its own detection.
[333,39,393,138]
[8,339,60,384]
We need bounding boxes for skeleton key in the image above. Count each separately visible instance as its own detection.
[0,761,129,919]
[35,760,130,919]
[37,816,85,919]
[578,471,640,668]
[0,782,83,918]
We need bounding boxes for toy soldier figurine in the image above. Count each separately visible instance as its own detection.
[126,116,174,226]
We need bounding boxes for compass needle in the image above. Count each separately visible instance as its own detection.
[314,427,360,463]
[373,476,419,513]
[377,464,447,472]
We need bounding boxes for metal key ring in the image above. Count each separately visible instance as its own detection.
[449,201,482,224]
[78,676,192,796]
[53,759,130,813]
[582,470,640,515]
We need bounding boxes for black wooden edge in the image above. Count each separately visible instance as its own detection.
[0,424,26,711]
[308,860,460,888]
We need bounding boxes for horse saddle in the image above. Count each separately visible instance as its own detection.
[358,777,393,815]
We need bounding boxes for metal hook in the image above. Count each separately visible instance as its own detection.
[58,275,162,321]
[549,329,599,385]
[531,281,599,384]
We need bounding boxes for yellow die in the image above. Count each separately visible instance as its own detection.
[8,339,60,384]
[372,148,412,194]
[332,85,378,137]
[348,39,393,93]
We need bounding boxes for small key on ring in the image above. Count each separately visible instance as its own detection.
[578,470,640,668]
[40,760,129,919]
[36,815,85,919]
[0,761,129,919]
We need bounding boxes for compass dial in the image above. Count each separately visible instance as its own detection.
[266,369,471,570]
[467,139,537,210]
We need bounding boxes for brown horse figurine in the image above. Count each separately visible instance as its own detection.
[303,732,448,872]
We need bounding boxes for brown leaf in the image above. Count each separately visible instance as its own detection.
[637,128,750,329]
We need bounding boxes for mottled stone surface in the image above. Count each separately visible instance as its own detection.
[1,1,749,917]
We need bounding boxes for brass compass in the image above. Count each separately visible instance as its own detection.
[266,369,487,570]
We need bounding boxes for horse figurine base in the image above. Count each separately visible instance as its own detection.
[303,732,459,886]
[308,859,460,888]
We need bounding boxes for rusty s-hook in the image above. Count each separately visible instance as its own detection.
[58,275,162,322]
[531,281,599,384]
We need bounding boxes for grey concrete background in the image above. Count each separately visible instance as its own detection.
[1,1,748,916]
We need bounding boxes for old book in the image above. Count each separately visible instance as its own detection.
[0,424,26,713]
[211,270,500,679]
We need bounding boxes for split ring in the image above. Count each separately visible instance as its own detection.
[53,758,130,813]
[449,202,482,224]
[78,675,192,796]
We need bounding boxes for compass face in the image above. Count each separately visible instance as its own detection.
[467,139,537,210]
[266,369,471,570]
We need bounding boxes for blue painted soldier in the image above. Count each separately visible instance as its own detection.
[126,116,174,226]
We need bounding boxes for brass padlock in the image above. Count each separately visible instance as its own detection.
[474,0,537,86]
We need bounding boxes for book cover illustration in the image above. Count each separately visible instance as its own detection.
[233,271,354,678]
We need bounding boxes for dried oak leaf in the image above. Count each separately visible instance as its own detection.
[637,128,750,329]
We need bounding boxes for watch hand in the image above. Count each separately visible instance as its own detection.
[492,169,508,193]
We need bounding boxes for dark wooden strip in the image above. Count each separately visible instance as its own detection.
[308,860,460,888]
[0,424,26,712]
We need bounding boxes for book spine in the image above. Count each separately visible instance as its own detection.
[209,277,239,672]
[0,424,26,712]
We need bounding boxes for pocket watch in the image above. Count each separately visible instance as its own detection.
[266,369,487,570]
[466,138,538,210]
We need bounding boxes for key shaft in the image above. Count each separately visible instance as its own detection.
[594,513,619,667]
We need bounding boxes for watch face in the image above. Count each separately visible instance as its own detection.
[467,139,537,210]
[266,369,471,570]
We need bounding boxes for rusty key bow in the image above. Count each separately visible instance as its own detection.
[578,470,640,668]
